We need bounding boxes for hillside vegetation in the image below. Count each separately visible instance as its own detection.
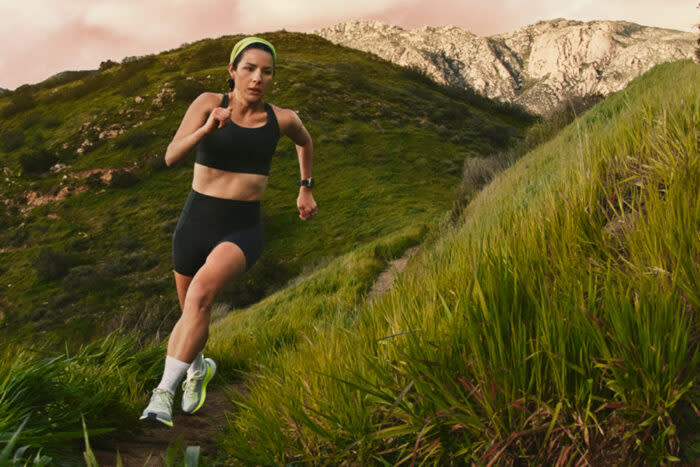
[204,60,698,464]
[1,32,695,465]
[0,32,529,347]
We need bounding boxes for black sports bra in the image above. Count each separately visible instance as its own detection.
[195,93,280,176]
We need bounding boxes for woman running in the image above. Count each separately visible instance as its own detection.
[141,37,317,426]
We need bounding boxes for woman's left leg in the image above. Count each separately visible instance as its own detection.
[168,241,247,362]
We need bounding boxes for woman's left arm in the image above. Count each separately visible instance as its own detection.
[281,109,318,221]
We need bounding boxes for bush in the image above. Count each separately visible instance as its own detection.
[103,251,159,276]
[452,152,515,218]
[118,74,149,96]
[219,254,290,308]
[116,235,140,250]
[1,91,36,117]
[34,248,75,282]
[113,129,150,150]
[62,265,108,290]
[173,76,207,102]
[99,60,118,72]
[42,115,62,128]
[1,130,25,152]
[108,169,139,188]
[19,149,57,174]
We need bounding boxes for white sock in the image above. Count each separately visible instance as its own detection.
[156,356,191,395]
[187,351,205,377]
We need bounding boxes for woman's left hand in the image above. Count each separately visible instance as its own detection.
[297,189,318,220]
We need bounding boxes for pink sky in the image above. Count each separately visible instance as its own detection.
[1,0,697,90]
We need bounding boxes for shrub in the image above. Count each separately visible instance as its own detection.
[144,153,167,174]
[42,115,62,128]
[85,172,104,188]
[173,76,207,102]
[113,129,150,149]
[118,74,149,96]
[19,149,57,174]
[108,169,139,188]
[118,294,179,338]
[103,251,159,276]
[219,254,290,308]
[34,248,75,282]
[62,265,108,290]
[1,90,36,117]
[99,59,118,72]
[1,130,25,152]
[9,225,28,247]
[116,235,139,250]
[452,152,515,218]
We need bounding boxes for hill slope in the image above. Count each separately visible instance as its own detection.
[205,59,699,464]
[0,32,529,345]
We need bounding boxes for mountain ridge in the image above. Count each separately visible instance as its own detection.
[315,18,696,114]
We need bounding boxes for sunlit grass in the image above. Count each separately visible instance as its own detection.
[0,335,164,462]
[215,60,699,464]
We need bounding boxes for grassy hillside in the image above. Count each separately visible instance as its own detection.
[201,60,698,464]
[5,35,695,466]
[0,31,530,347]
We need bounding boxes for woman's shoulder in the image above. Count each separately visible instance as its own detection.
[267,103,302,132]
[190,92,226,111]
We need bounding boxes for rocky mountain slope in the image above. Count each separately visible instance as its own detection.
[315,18,696,114]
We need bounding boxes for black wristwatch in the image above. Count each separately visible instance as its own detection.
[298,177,314,188]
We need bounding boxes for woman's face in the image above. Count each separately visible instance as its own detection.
[229,48,274,101]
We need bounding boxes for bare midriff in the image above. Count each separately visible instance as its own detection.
[192,163,268,201]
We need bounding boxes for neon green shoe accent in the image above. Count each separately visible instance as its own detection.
[140,388,174,427]
[181,358,216,414]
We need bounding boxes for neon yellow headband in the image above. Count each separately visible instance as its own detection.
[230,37,277,65]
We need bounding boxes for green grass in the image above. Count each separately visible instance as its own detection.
[206,60,699,464]
[3,33,695,465]
[0,334,164,463]
[0,31,530,346]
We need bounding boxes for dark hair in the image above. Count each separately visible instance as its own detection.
[227,43,275,91]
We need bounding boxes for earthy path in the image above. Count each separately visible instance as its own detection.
[367,245,419,304]
[94,386,237,466]
[94,245,419,465]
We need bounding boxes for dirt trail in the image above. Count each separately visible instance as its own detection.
[95,246,419,465]
[367,245,419,304]
[94,386,238,466]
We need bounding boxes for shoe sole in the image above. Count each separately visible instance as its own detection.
[184,359,216,415]
[139,412,174,427]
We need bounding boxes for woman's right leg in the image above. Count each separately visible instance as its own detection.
[142,243,246,425]
[174,271,193,312]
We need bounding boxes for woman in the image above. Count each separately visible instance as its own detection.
[141,37,317,426]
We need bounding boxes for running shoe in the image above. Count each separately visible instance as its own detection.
[140,388,174,427]
[181,358,216,414]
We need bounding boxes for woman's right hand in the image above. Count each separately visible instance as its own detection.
[165,92,229,167]
[202,107,232,134]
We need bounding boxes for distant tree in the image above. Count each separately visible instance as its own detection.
[99,59,118,72]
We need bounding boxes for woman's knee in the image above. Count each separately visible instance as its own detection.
[183,280,216,314]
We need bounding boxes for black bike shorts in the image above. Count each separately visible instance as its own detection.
[172,189,264,277]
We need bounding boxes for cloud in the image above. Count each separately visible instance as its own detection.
[231,0,424,32]
[1,0,695,89]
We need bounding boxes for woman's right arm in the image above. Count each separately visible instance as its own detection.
[164,93,231,167]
